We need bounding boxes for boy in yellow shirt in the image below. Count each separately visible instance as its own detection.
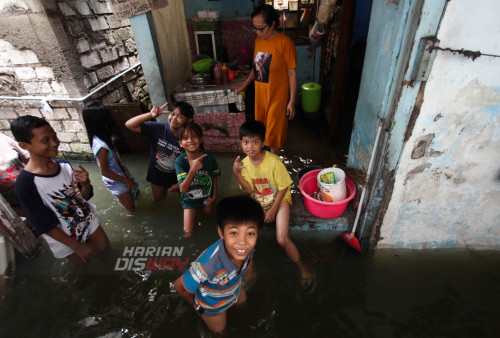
[233,121,314,293]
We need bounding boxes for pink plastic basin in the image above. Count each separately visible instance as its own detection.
[299,169,356,218]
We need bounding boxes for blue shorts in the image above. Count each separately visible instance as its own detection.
[103,177,139,197]
[196,291,239,317]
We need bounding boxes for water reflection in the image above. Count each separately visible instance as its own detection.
[0,153,499,337]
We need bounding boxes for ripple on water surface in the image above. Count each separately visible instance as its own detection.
[1,154,499,336]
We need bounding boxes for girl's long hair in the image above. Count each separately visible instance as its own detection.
[82,101,118,149]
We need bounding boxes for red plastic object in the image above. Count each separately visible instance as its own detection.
[340,232,362,252]
[299,169,356,218]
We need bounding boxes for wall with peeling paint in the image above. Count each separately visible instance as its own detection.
[379,0,500,249]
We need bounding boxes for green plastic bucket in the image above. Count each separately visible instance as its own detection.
[301,82,322,113]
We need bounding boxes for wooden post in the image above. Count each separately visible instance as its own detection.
[1,235,16,277]
[0,194,40,258]
[328,0,356,143]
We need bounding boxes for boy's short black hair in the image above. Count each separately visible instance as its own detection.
[171,101,194,119]
[10,115,50,143]
[216,196,264,231]
[239,120,266,141]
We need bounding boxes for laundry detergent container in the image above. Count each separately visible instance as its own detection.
[301,82,322,113]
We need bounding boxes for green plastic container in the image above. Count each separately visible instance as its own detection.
[192,58,213,73]
[301,82,322,113]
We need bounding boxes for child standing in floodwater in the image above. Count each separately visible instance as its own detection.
[11,115,109,265]
[125,101,194,203]
[233,120,314,293]
[174,196,263,334]
[82,102,139,216]
[175,122,220,238]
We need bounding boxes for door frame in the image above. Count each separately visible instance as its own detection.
[347,0,448,247]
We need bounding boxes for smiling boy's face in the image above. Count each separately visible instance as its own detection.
[240,135,264,159]
[169,108,191,132]
[21,124,60,159]
[218,222,258,267]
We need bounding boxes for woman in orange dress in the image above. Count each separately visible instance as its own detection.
[234,4,297,155]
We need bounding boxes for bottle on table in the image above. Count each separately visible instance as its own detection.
[222,63,229,83]
[214,64,222,85]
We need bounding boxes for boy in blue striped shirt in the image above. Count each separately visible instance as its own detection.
[173,196,263,334]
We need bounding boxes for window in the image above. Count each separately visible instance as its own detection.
[194,31,217,59]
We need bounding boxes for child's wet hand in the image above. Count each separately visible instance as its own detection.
[150,106,159,118]
[73,164,90,185]
[158,102,171,116]
[190,154,207,172]
[233,156,245,174]
[264,208,277,223]
[204,197,215,207]
[73,242,96,263]
[125,177,136,190]
[150,102,169,119]
[168,183,180,193]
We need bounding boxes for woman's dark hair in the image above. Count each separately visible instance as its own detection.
[251,4,280,28]
[171,101,194,119]
[82,101,118,148]
[216,195,264,231]
[10,115,50,143]
[239,120,266,141]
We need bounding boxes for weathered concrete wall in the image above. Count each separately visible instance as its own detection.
[0,0,149,157]
[0,0,81,97]
[379,0,500,249]
[54,0,146,103]
[0,0,145,99]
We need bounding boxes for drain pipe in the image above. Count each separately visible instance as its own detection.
[0,63,141,102]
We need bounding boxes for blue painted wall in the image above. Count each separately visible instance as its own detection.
[345,0,426,242]
[130,13,168,107]
[351,0,373,46]
[297,45,321,85]
[347,2,405,170]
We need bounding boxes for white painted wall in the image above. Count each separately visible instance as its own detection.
[379,0,500,250]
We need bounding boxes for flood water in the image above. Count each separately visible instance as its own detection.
[1,152,499,337]
[1,116,500,337]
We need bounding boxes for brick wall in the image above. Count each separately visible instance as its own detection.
[0,0,151,158]
[56,0,147,105]
[0,100,93,160]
